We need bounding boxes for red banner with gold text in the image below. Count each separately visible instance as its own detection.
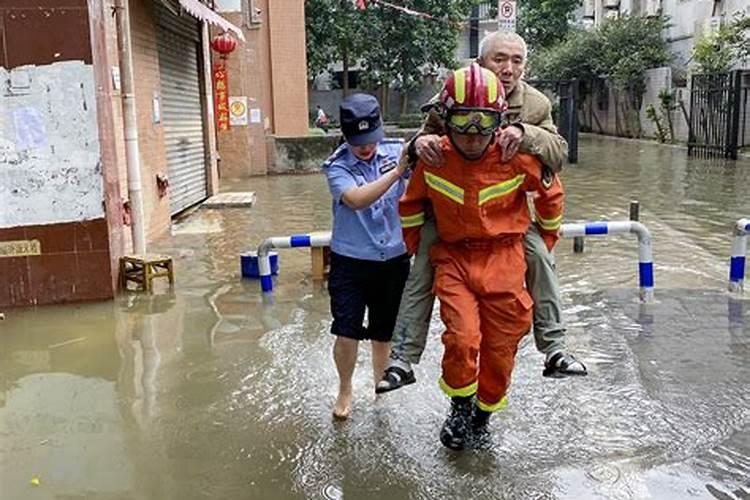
[213,62,230,131]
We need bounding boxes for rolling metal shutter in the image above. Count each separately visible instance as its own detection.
[156,3,208,215]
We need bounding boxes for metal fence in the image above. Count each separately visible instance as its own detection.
[526,79,579,163]
[739,75,750,150]
[688,70,750,159]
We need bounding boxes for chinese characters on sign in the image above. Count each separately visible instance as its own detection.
[497,0,516,32]
[213,63,230,131]
[0,240,41,258]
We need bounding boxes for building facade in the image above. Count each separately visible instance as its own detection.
[582,0,750,66]
[214,0,309,177]
[0,0,234,307]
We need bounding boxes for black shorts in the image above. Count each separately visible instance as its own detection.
[328,252,410,342]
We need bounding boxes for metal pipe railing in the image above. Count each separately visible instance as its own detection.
[256,220,654,301]
[560,221,654,303]
[257,233,332,292]
[729,218,750,293]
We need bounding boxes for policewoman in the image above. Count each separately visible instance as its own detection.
[323,93,411,420]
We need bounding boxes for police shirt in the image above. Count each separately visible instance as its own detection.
[324,139,407,261]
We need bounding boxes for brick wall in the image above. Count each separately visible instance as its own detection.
[268,0,309,137]
[214,11,270,177]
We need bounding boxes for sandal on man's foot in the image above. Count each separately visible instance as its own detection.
[543,352,588,378]
[375,366,416,394]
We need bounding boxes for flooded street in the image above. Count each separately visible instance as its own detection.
[2,136,749,499]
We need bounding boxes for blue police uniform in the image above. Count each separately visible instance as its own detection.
[324,139,407,261]
[324,93,410,342]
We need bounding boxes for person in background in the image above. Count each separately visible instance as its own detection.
[315,104,330,133]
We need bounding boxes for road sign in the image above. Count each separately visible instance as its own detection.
[497,0,516,32]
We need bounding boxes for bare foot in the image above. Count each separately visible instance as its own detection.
[333,390,352,420]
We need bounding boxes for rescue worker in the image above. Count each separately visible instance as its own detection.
[399,64,564,449]
[378,31,584,395]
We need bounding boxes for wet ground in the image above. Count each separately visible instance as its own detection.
[1,136,749,499]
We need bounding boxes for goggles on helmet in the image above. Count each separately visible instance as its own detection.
[446,108,502,136]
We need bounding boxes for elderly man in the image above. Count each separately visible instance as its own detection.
[377,31,586,394]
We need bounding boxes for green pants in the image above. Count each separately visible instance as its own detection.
[389,216,566,365]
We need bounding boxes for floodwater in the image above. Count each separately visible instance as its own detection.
[1,136,749,499]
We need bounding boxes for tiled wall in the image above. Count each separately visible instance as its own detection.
[0,219,113,307]
[214,0,310,177]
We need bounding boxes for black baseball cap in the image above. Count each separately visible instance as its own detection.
[340,93,384,146]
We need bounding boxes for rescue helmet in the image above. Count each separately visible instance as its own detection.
[438,63,506,136]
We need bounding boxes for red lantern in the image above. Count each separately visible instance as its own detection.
[211,32,237,59]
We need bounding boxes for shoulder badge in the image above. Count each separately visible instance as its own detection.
[323,144,348,169]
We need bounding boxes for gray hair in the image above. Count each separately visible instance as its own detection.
[478,31,528,61]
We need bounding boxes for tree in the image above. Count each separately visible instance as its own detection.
[305,0,368,96]
[528,28,601,81]
[529,15,671,137]
[517,0,582,50]
[691,13,750,73]
[359,0,478,114]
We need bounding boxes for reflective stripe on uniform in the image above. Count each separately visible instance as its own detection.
[425,172,465,205]
[400,212,425,228]
[476,395,508,413]
[478,174,526,205]
[538,213,563,231]
[438,377,477,398]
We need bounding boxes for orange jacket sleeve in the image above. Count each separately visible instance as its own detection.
[515,154,564,251]
[399,162,429,255]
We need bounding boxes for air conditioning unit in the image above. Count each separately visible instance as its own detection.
[604,0,620,8]
[644,0,661,16]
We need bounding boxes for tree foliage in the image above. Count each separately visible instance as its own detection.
[530,15,671,101]
[359,1,477,92]
[305,0,478,101]
[529,15,671,137]
[305,0,368,88]
[517,0,582,50]
[691,13,750,73]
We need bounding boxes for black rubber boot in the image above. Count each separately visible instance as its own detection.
[467,406,492,450]
[439,396,473,450]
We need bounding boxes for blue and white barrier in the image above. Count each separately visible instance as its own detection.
[729,218,750,294]
[560,221,654,303]
[257,233,332,292]
[256,220,654,300]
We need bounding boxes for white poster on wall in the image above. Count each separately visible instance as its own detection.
[229,96,248,126]
[250,108,262,124]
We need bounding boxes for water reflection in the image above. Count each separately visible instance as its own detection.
[1,138,749,499]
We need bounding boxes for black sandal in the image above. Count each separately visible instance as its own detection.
[542,352,588,378]
[375,366,416,394]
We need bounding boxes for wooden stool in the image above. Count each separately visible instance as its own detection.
[120,254,174,292]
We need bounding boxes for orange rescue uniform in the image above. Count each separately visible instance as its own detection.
[399,136,564,412]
